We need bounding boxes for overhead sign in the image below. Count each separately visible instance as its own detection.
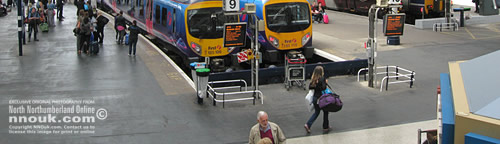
[223,22,247,48]
[223,0,240,12]
[383,14,405,36]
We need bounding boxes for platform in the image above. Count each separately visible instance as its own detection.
[0,3,500,144]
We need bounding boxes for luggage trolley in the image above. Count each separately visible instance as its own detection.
[284,51,307,91]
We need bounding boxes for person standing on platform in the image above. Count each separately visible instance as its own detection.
[56,0,64,21]
[115,11,126,44]
[128,20,139,56]
[46,0,55,26]
[95,12,107,43]
[27,7,40,42]
[249,111,287,144]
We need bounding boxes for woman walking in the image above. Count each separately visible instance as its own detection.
[304,66,331,133]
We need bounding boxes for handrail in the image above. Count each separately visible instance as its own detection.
[357,66,415,92]
[206,79,263,108]
[208,79,247,91]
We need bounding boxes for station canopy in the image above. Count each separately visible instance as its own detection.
[459,50,500,120]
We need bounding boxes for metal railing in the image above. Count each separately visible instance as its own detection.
[433,22,458,32]
[207,79,263,108]
[357,66,415,91]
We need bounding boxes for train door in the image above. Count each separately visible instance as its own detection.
[333,0,348,11]
[347,0,356,11]
[112,0,117,12]
[145,0,154,34]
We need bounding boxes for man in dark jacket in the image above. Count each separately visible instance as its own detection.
[56,0,64,21]
[96,12,108,43]
[128,20,139,56]
[115,11,126,44]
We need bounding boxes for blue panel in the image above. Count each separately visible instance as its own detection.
[440,73,455,144]
[465,133,500,144]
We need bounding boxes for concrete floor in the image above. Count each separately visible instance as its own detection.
[0,3,499,144]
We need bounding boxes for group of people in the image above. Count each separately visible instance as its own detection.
[113,11,139,56]
[311,1,325,23]
[249,66,331,144]
[24,0,64,42]
[74,0,106,54]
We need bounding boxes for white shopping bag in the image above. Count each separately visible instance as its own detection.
[305,90,314,112]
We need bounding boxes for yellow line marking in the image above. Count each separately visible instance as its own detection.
[464,27,477,40]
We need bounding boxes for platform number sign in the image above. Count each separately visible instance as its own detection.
[223,0,240,12]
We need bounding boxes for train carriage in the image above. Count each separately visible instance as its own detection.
[239,0,314,64]
[101,0,239,70]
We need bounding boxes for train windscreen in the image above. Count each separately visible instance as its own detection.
[265,2,310,33]
[187,8,238,39]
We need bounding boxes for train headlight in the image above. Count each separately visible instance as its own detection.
[302,33,311,46]
[269,36,279,48]
[190,42,201,54]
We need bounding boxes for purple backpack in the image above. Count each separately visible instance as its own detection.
[318,85,343,112]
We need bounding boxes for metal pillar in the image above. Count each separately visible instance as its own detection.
[367,5,380,88]
[251,14,259,92]
[17,0,23,56]
[445,0,451,24]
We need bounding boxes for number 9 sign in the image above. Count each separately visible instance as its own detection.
[224,0,239,12]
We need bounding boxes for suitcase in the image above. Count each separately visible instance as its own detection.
[323,13,329,24]
[40,23,49,32]
[124,33,129,45]
[89,33,99,54]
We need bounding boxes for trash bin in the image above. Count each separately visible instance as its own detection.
[196,68,210,104]
[190,62,206,89]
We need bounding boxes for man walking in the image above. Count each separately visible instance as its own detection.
[249,111,286,144]
[56,0,64,21]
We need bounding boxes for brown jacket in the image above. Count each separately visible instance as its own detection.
[249,122,286,144]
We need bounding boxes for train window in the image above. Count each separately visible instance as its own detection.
[162,7,167,26]
[155,5,161,24]
[265,2,310,32]
[187,8,238,39]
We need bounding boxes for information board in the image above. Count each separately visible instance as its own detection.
[223,23,247,47]
[383,14,405,36]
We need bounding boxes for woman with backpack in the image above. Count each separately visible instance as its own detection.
[304,65,331,133]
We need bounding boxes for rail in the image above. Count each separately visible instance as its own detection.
[357,66,415,92]
[433,22,458,32]
[207,79,263,108]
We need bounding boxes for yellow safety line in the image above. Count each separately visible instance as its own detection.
[464,27,477,40]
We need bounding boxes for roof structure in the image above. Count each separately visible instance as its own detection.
[459,50,500,120]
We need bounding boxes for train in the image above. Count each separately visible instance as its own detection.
[239,0,314,64]
[319,0,446,23]
[99,0,314,72]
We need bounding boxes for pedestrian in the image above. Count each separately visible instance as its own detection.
[56,0,64,21]
[95,12,107,43]
[46,0,55,26]
[115,11,126,44]
[81,15,92,54]
[128,20,139,56]
[304,65,331,133]
[249,111,286,144]
[27,7,40,42]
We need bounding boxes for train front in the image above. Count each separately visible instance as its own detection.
[185,1,239,71]
[262,0,313,63]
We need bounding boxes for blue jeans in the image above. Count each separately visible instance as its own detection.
[306,97,329,129]
[129,39,137,55]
